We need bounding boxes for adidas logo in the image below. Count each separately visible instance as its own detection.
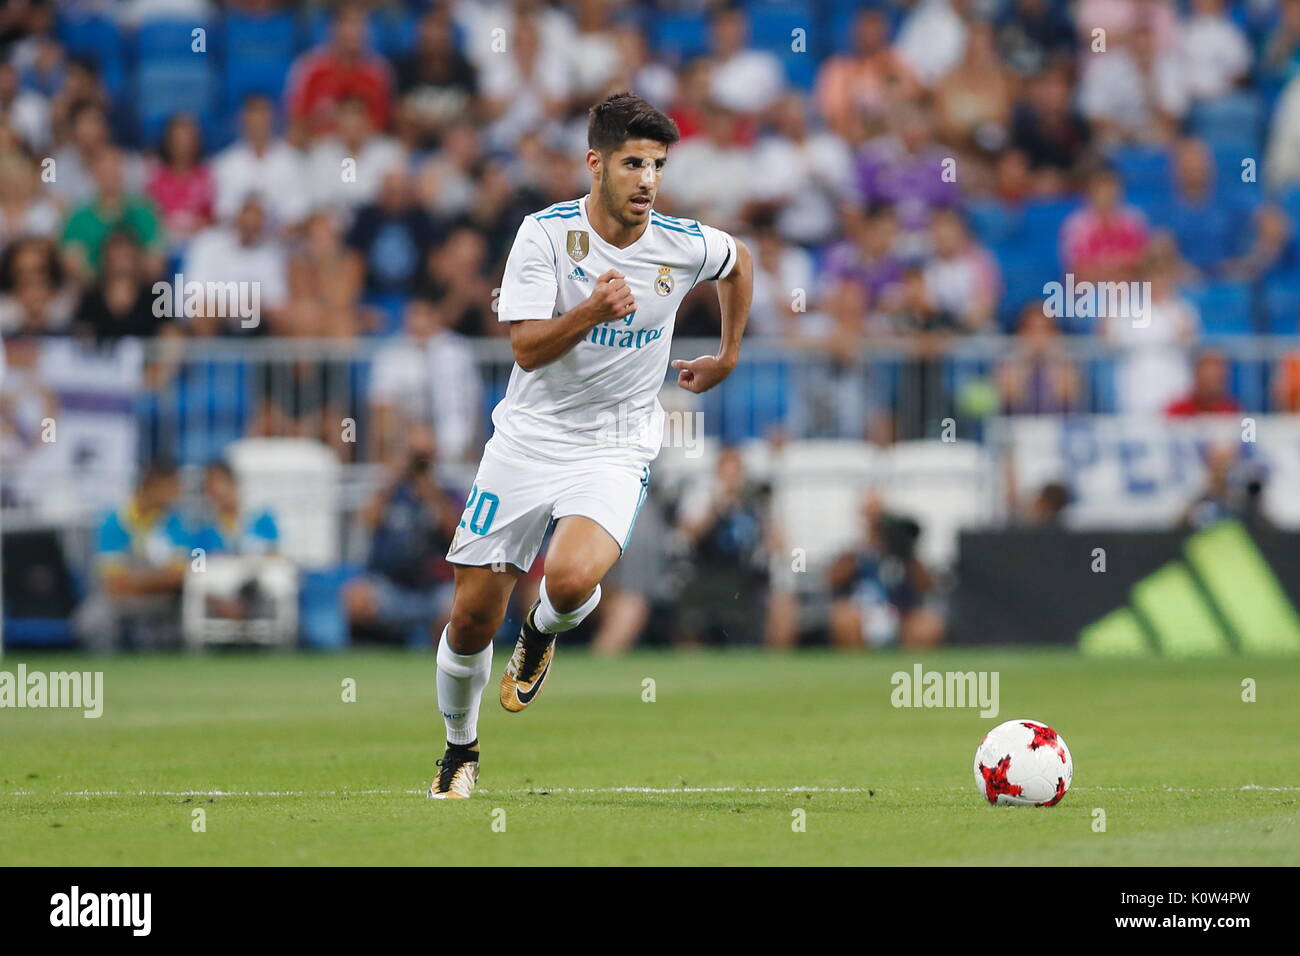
[1080,520,1300,658]
[568,265,589,282]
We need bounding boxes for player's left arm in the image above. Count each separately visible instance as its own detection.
[672,237,752,394]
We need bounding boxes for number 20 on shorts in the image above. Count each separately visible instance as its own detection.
[460,484,500,535]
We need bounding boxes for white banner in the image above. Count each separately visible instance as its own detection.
[997,415,1300,529]
[4,338,143,520]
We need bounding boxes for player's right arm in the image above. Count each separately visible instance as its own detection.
[497,216,635,372]
[509,270,634,371]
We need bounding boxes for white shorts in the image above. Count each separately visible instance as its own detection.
[445,437,651,573]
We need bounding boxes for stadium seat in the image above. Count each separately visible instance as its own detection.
[1110,145,1172,196]
[1020,198,1079,261]
[1262,276,1300,334]
[1189,92,1264,154]
[873,442,995,570]
[653,12,711,63]
[225,438,342,568]
[56,12,127,98]
[134,59,217,145]
[219,9,300,110]
[1183,281,1256,336]
[964,200,1022,247]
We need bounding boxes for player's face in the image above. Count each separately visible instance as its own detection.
[596,138,667,227]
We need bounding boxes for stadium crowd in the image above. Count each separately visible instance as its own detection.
[2,0,1298,650]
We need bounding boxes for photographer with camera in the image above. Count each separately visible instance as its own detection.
[828,491,944,650]
[342,426,462,648]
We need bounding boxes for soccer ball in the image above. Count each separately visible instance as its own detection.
[973,718,1073,807]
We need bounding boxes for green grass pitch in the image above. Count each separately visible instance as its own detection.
[2,649,1297,865]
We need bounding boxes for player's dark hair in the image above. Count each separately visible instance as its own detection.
[587,92,679,155]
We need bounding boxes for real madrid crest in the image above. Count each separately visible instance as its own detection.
[655,266,674,296]
[566,230,589,262]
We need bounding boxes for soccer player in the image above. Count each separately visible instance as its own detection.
[428,92,753,798]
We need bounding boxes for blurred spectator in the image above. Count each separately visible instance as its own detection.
[73,231,173,341]
[609,23,677,109]
[342,426,460,648]
[1273,332,1300,411]
[1221,203,1294,281]
[287,0,394,136]
[855,108,960,242]
[1060,166,1149,282]
[190,460,279,556]
[565,0,622,99]
[345,167,441,299]
[288,209,359,336]
[996,0,1076,78]
[61,146,165,281]
[422,225,496,338]
[0,148,61,242]
[1266,67,1300,187]
[815,8,920,140]
[888,265,963,439]
[1077,21,1187,145]
[368,292,482,464]
[49,103,144,208]
[1180,0,1252,102]
[662,101,752,228]
[673,445,776,646]
[75,461,189,650]
[1262,0,1300,86]
[1009,63,1093,194]
[824,204,905,311]
[997,304,1082,414]
[706,6,785,118]
[181,193,287,335]
[0,333,58,489]
[145,113,215,255]
[934,19,1013,162]
[306,94,407,222]
[415,120,481,222]
[1164,349,1242,416]
[1022,481,1072,527]
[1103,258,1199,414]
[894,0,968,90]
[922,208,1000,329]
[1181,441,1270,531]
[749,93,855,246]
[743,213,818,339]
[247,298,351,456]
[1160,137,1246,274]
[212,95,311,230]
[1075,0,1180,54]
[828,492,943,649]
[394,8,479,150]
[478,11,569,151]
[0,59,49,152]
[0,236,71,333]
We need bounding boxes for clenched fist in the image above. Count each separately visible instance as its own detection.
[586,269,637,324]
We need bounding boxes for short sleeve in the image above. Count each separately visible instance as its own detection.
[698,222,737,283]
[95,512,130,562]
[497,215,559,322]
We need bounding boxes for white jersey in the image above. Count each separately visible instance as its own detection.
[493,194,737,465]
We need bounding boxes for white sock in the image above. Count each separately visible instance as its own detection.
[436,626,493,747]
[534,576,602,634]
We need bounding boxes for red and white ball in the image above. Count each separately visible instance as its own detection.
[973,718,1073,806]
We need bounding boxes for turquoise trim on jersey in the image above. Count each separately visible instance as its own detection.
[535,209,581,220]
[651,211,700,229]
[650,218,702,236]
[650,212,701,234]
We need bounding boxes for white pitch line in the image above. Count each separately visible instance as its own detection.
[4,785,1299,797]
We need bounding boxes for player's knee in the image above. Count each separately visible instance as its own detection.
[448,600,502,651]
[544,564,601,613]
